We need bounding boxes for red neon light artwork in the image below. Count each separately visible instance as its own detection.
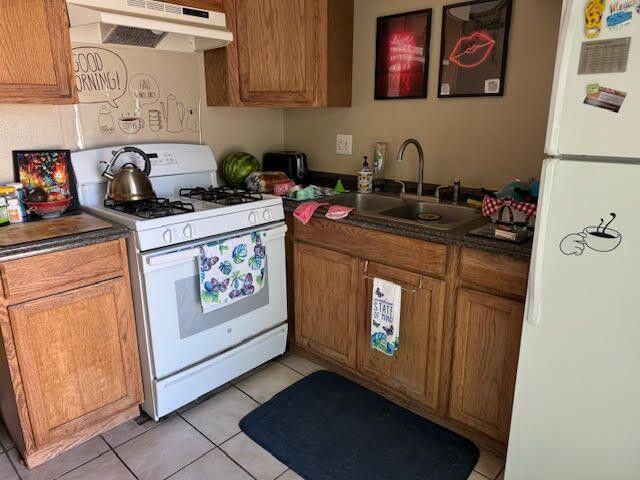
[448,31,495,69]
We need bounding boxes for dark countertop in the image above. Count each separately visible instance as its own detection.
[283,197,532,260]
[0,213,130,261]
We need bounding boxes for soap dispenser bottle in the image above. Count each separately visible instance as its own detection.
[358,156,373,193]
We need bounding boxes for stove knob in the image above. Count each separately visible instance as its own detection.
[162,229,172,244]
[183,224,193,239]
[248,211,257,224]
[263,208,272,221]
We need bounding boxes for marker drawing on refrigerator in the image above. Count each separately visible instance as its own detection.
[559,212,622,255]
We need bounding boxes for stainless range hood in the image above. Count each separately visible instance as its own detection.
[67,0,233,52]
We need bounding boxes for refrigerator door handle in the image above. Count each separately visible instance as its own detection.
[525,158,558,326]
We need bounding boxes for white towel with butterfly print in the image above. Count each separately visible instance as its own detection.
[370,277,401,356]
[198,231,267,313]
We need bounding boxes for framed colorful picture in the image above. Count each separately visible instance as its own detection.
[375,9,432,100]
[438,0,513,98]
[12,150,79,211]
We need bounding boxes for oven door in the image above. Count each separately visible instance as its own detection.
[141,222,287,379]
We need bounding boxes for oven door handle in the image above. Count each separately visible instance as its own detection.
[145,223,288,268]
[146,247,201,266]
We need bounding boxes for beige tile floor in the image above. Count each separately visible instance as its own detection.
[0,353,505,480]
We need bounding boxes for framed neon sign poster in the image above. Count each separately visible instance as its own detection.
[375,9,432,100]
[438,0,512,98]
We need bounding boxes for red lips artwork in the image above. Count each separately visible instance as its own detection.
[448,31,496,69]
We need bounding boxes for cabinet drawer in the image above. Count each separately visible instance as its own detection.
[460,248,529,298]
[0,240,126,304]
[294,217,447,277]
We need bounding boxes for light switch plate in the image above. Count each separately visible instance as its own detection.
[336,134,353,155]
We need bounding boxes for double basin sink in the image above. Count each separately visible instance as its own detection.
[323,193,483,231]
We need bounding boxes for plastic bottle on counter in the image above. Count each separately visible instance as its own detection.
[0,197,8,227]
[5,183,26,219]
[7,196,23,223]
[358,156,373,194]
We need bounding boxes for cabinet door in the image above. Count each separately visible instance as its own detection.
[8,278,142,448]
[449,288,524,443]
[236,0,317,105]
[357,262,445,410]
[294,242,359,368]
[0,0,76,104]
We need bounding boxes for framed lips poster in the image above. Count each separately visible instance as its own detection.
[438,0,513,98]
[375,9,432,100]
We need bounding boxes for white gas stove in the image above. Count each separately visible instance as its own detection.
[72,144,288,419]
[72,143,285,251]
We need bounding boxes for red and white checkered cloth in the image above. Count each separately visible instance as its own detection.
[481,195,537,219]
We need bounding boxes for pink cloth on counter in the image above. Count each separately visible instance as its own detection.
[293,201,330,225]
[325,205,354,220]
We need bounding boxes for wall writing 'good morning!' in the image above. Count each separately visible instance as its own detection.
[71,44,202,146]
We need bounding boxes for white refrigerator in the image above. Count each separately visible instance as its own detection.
[505,1,640,479]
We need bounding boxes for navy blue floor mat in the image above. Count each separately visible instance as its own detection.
[240,370,479,480]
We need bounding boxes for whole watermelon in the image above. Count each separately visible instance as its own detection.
[222,152,260,186]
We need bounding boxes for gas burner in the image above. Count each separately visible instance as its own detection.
[180,186,264,206]
[104,198,195,219]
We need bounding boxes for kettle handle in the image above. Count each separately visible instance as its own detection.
[106,146,152,177]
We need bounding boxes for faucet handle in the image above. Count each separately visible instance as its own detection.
[393,179,406,195]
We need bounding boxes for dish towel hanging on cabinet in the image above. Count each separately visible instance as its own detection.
[198,231,267,313]
[371,277,401,356]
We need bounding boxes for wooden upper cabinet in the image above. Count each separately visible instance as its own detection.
[0,0,77,104]
[357,262,446,411]
[294,242,359,368]
[205,0,353,107]
[7,278,143,450]
[237,0,316,105]
[449,288,524,443]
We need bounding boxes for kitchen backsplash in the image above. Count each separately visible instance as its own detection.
[0,44,284,183]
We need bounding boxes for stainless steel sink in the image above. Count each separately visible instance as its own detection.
[378,202,483,231]
[324,192,483,231]
[325,193,405,211]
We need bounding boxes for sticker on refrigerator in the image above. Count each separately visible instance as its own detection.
[578,38,631,75]
[440,83,451,96]
[585,0,606,38]
[606,0,635,29]
[560,213,622,256]
[584,85,627,113]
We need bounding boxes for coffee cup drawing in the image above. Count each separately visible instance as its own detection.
[119,116,145,134]
[560,213,621,256]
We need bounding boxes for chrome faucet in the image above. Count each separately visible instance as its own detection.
[396,138,424,197]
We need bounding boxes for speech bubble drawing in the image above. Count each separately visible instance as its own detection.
[72,47,128,108]
[129,73,160,107]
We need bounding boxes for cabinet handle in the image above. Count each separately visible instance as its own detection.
[362,260,422,293]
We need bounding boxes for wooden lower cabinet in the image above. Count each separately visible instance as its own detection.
[294,242,359,368]
[357,261,445,411]
[8,278,142,450]
[290,217,529,450]
[0,239,143,468]
[449,288,524,443]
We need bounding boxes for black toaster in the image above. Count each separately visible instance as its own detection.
[262,151,308,185]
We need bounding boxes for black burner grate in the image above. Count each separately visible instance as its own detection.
[104,198,195,219]
[179,186,263,206]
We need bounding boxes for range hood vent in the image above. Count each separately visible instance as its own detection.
[67,0,233,52]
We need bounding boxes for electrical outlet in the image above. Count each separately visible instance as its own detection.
[336,134,353,155]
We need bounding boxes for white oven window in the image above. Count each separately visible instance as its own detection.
[174,266,270,339]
